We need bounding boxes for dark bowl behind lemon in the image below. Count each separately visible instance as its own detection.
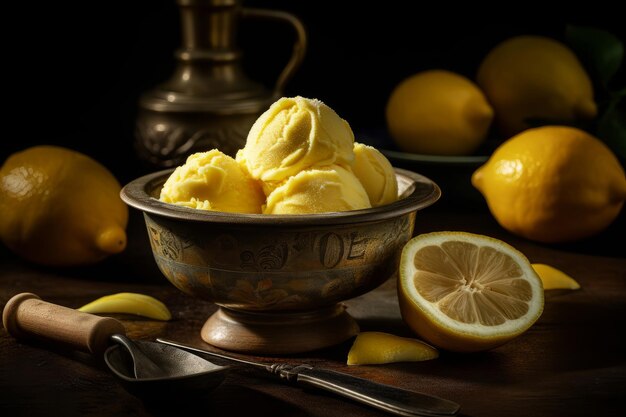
[357,128,491,208]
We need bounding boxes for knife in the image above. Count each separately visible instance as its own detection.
[156,338,460,417]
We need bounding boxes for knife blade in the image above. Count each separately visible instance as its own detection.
[156,338,460,417]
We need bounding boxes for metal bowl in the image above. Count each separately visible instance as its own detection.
[121,168,440,354]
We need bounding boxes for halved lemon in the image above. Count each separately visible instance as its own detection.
[398,232,544,352]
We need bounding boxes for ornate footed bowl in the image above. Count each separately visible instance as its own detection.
[121,168,440,354]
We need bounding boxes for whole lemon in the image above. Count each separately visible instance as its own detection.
[0,146,128,266]
[477,35,597,137]
[472,126,626,243]
[386,69,494,156]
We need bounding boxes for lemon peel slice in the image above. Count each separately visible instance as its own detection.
[347,331,438,365]
[78,292,172,321]
[532,264,581,290]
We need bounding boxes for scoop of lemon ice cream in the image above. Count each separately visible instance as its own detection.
[352,143,398,207]
[160,150,264,213]
[237,96,355,183]
[264,165,371,214]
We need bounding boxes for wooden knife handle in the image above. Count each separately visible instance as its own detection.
[2,292,125,356]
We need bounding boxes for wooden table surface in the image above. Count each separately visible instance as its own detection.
[1,200,625,417]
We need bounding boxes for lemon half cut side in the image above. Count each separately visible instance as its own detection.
[398,232,544,352]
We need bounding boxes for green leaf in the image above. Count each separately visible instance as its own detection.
[597,104,626,161]
[566,25,624,88]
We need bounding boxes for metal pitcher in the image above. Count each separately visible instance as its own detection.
[135,0,307,167]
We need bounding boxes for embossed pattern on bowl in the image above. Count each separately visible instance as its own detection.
[121,168,440,312]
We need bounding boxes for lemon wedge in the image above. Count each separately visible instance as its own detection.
[532,264,581,290]
[347,332,438,365]
[398,231,544,352]
[78,292,172,321]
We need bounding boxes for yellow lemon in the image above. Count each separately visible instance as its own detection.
[0,146,128,266]
[477,35,597,137]
[78,293,172,321]
[532,264,580,290]
[472,126,626,243]
[398,232,544,352]
[347,332,438,365]
[386,70,494,156]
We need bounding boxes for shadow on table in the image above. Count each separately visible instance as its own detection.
[142,382,309,417]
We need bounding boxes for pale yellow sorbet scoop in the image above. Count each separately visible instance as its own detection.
[264,165,371,214]
[160,150,265,213]
[352,142,398,207]
[237,96,355,183]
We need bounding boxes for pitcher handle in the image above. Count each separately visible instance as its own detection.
[242,8,307,95]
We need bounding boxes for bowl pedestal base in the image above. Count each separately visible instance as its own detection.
[201,304,359,354]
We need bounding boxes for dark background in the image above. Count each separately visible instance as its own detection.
[3,1,625,183]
